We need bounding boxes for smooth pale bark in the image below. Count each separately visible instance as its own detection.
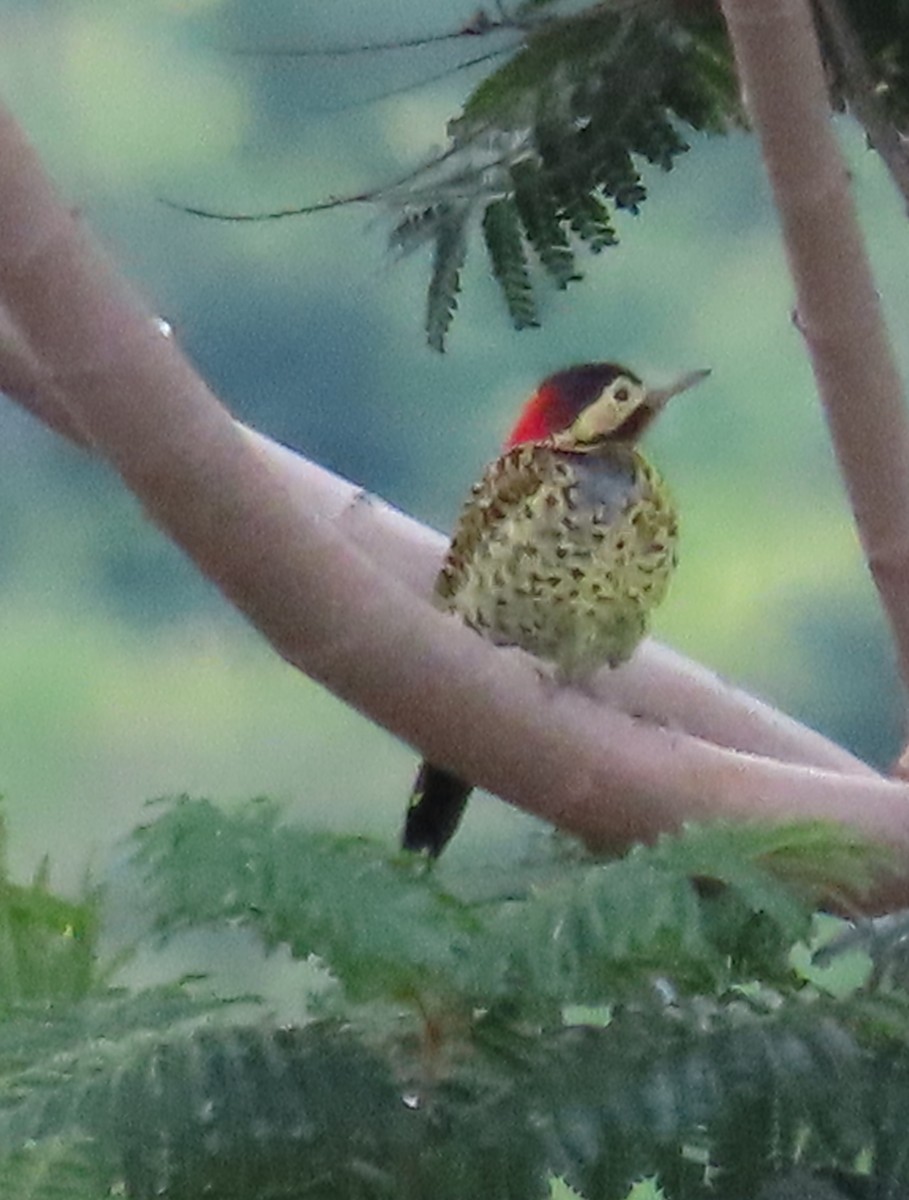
[720,0,909,706]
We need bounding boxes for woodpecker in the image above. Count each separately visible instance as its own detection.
[402,361,709,858]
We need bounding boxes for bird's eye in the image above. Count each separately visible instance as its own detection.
[614,387,630,404]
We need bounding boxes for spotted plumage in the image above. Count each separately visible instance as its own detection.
[436,442,677,681]
[402,361,708,858]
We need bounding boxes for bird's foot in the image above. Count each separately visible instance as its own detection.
[536,661,598,701]
[550,658,622,698]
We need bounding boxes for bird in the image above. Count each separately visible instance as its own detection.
[401,361,709,858]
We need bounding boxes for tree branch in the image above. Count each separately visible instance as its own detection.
[237,428,875,778]
[1,97,909,909]
[719,0,909,708]
[0,261,876,781]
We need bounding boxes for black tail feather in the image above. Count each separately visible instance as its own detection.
[402,762,473,857]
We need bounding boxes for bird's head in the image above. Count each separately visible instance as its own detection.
[505,362,710,451]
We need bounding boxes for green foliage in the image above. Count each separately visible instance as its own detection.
[374,0,909,347]
[4,798,909,1199]
[482,197,540,329]
[834,0,909,127]
[155,1,909,357]
[133,798,882,1011]
[387,2,742,347]
[425,204,470,353]
[0,1137,110,1200]
[0,823,100,1010]
[0,808,243,1199]
[132,795,480,1002]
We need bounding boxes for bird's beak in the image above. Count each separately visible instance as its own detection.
[645,368,711,410]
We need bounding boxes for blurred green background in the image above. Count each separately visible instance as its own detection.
[0,0,905,902]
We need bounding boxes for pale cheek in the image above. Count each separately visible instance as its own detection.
[573,399,619,441]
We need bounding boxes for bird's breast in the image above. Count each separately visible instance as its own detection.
[436,443,678,680]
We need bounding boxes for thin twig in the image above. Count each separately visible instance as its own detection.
[159,117,492,222]
[286,48,514,118]
[230,14,522,58]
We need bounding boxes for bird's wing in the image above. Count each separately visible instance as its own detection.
[434,444,552,607]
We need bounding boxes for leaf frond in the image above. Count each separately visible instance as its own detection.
[1,802,905,1200]
[132,796,479,1002]
[481,197,540,327]
[0,1135,112,1200]
[426,205,470,351]
[169,2,745,346]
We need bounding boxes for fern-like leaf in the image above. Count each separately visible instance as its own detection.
[475,822,877,1008]
[132,797,479,1002]
[482,856,716,1007]
[564,191,617,252]
[426,6,740,342]
[530,1008,868,1200]
[389,205,445,257]
[0,1016,550,1200]
[0,987,248,1156]
[426,204,469,351]
[481,198,539,328]
[135,804,883,1013]
[647,821,886,913]
[112,1023,405,1200]
[511,161,581,287]
[172,2,750,345]
[0,815,101,1011]
[0,1135,111,1200]
[0,803,901,1200]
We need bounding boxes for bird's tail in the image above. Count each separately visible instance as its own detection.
[402,761,473,858]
